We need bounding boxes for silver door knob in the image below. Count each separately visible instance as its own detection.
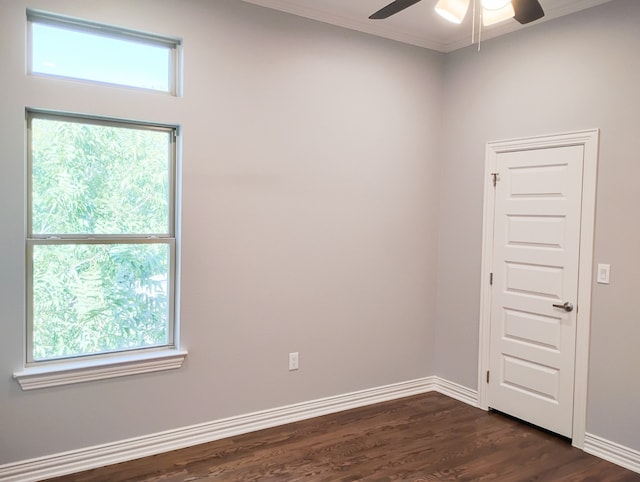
[552,301,574,312]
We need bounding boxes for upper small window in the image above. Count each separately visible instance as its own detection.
[28,10,180,94]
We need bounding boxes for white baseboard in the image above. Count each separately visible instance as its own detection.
[584,432,640,474]
[15,379,639,482]
[433,377,479,407]
[0,376,443,482]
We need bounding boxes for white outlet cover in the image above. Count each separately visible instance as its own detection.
[597,264,610,284]
[288,352,299,371]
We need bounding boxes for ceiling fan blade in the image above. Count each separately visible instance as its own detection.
[369,0,423,19]
[512,0,545,24]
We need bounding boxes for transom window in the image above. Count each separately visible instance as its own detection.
[27,112,177,363]
[28,10,180,93]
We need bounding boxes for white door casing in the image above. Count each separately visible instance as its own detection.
[478,130,599,447]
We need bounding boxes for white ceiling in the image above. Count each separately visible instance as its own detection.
[241,0,614,52]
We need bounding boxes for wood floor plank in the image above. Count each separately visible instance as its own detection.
[46,392,640,481]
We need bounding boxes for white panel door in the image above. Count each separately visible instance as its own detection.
[488,145,584,438]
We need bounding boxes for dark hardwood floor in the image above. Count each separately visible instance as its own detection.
[47,392,640,481]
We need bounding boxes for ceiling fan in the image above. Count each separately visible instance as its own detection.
[369,0,544,26]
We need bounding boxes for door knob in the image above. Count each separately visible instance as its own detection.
[552,301,574,312]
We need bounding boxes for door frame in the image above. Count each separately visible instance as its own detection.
[477,129,600,448]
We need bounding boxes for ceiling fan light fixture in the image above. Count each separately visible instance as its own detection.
[435,0,470,24]
[481,0,512,10]
[482,3,515,25]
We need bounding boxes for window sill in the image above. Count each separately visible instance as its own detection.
[13,349,188,390]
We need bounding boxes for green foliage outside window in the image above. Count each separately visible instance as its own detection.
[30,116,173,361]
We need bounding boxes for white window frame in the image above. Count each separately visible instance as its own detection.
[27,9,182,95]
[14,110,186,390]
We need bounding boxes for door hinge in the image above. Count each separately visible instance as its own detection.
[486,370,490,383]
[491,172,499,187]
[489,273,493,285]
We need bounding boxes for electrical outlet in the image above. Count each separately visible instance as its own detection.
[288,352,299,371]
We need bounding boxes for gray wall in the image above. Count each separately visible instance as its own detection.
[0,0,442,464]
[436,0,640,451]
[2,0,639,469]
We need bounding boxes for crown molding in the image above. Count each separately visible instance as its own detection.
[242,0,449,51]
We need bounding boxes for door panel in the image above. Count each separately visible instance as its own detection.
[488,145,584,438]
[502,355,559,401]
[507,216,566,248]
[505,262,564,298]
[503,308,562,350]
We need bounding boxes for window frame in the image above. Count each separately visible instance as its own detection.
[27,9,182,95]
[25,110,179,367]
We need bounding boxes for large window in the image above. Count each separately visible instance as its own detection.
[27,112,177,363]
[28,10,180,93]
